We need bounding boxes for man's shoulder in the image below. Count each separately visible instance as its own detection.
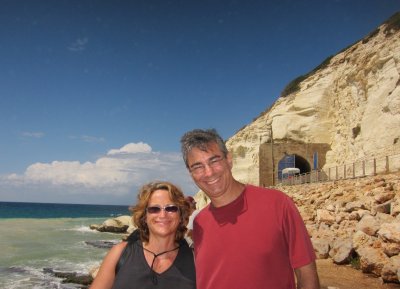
[190,209,201,220]
[193,204,211,221]
[245,184,289,199]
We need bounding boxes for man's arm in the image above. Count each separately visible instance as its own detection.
[294,261,320,289]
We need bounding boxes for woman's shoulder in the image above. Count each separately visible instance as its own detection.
[109,241,128,256]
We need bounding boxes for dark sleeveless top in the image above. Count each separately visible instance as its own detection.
[112,239,196,289]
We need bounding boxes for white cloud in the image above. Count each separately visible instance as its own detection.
[0,142,197,204]
[21,131,44,138]
[68,37,88,52]
[107,142,152,155]
[69,135,105,143]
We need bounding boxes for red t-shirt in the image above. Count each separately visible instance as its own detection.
[193,185,315,289]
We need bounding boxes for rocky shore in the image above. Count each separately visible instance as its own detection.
[276,172,400,284]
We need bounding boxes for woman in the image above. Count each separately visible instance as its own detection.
[90,181,196,289]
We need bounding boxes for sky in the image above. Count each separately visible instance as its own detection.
[0,0,399,205]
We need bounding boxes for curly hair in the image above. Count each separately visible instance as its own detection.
[130,181,191,243]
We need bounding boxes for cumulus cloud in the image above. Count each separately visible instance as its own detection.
[0,142,197,204]
[107,142,152,155]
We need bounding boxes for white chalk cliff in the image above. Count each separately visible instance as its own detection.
[226,13,400,186]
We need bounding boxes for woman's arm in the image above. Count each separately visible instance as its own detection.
[90,242,128,289]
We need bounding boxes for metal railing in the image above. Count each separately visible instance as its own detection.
[278,152,400,186]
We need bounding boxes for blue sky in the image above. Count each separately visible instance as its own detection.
[0,0,399,205]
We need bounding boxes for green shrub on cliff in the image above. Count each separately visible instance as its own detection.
[280,55,333,98]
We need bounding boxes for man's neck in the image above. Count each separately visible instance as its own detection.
[211,181,245,208]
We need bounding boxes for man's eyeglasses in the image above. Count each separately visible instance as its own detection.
[189,156,225,175]
[146,205,179,214]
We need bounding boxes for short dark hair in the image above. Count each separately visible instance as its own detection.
[180,129,228,168]
[130,181,190,243]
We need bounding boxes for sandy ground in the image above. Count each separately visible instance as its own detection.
[317,259,400,289]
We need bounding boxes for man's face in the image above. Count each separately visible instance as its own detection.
[186,142,233,201]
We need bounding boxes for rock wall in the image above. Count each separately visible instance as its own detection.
[226,14,400,186]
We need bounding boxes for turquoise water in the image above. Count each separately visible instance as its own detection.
[0,202,131,288]
[0,201,130,218]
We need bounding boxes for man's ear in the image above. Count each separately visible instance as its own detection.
[227,152,233,169]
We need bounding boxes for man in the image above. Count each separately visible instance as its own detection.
[180,128,320,289]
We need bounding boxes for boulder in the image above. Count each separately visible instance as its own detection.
[316,209,335,225]
[356,215,380,236]
[344,201,366,213]
[381,255,400,283]
[391,201,400,217]
[382,242,400,257]
[356,246,389,276]
[92,215,132,233]
[375,192,396,204]
[311,237,330,259]
[329,238,353,265]
[352,230,374,250]
[378,222,400,243]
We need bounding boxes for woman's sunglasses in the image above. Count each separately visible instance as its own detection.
[146,205,179,214]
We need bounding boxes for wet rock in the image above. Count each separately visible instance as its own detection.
[85,240,118,249]
[44,268,93,288]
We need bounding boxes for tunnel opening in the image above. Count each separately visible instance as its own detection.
[278,154,311,180]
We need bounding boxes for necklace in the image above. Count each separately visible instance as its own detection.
[140,243,180,284]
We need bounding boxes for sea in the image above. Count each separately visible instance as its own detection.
[0,201,131,289]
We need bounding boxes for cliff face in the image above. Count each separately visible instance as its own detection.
[226,14,400,185]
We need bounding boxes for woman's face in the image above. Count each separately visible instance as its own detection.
[145,189,181,240]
